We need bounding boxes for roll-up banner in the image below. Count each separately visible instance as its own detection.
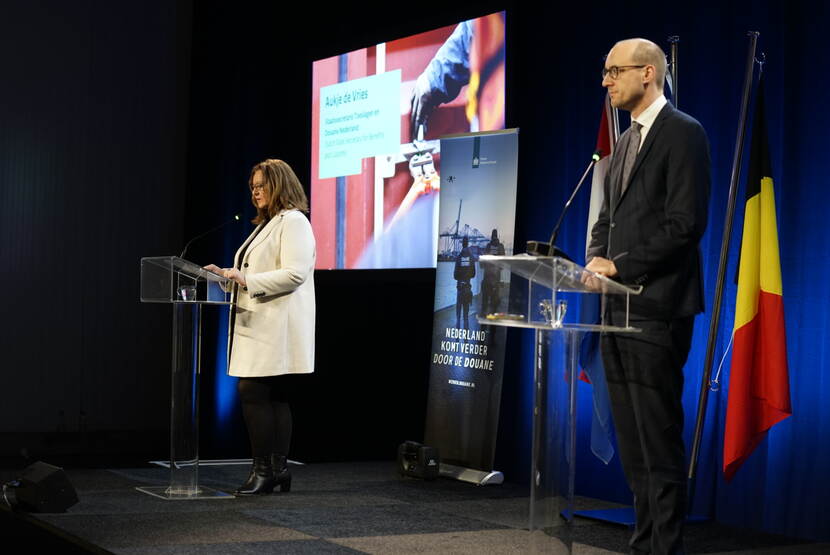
[424,129,519,477]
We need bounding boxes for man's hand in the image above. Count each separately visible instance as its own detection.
[580,271,603,292]
[581,257,618,292]
[585,256,618,277]
[410,72,437,141]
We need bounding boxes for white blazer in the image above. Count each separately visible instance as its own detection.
[227,210,316,377]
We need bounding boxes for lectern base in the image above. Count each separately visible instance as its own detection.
[135,485,233,500]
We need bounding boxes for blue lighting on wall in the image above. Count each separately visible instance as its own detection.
[214,295,237,433]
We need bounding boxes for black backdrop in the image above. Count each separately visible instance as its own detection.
[0,1,193,462]
[181,2,512,463]
[0,0,498,465]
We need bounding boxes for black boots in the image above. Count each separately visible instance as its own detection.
[271,454,292,493]
[235,456,275,495]
[235,454,291,495]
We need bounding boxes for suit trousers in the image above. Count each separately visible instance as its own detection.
[601,315,694,555]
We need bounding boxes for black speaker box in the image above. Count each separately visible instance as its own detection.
[397,441,440,480]
[10,461,78,513]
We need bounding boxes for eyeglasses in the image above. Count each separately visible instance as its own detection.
[601,65,646,80]
[250,183,265,193]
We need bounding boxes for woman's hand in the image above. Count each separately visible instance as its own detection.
[222,267,247,287]
[204,264,246,287]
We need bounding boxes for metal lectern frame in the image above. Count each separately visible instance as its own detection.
[139,256,234,500]
[478,254,641,552]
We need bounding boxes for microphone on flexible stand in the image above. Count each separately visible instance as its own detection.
[179,213,242,259]
[526,150,603,260]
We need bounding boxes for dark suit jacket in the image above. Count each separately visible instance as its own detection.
[587,102,710,320]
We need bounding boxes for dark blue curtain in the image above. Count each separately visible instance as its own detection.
[499,0,830,541]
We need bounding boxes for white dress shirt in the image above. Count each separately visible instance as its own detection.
[632,94,667,151]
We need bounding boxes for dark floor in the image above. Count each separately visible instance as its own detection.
[1,461,826,554]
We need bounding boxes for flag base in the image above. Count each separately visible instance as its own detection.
[574,507,710,527]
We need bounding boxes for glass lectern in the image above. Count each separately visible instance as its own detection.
[478,254,641,552]
[139,256,233,500]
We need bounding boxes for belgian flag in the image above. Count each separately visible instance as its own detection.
[723,76,792,481]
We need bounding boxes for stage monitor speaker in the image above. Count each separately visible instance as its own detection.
[2,461,78,513]
[397,441,439,480]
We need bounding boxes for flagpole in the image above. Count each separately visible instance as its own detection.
[687,31,760,513]
[669,36,679,108]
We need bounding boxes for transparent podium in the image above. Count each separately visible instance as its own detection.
[139,256,234,500]
[478,255,641,552]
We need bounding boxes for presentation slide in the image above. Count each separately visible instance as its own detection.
[311,11,506,269]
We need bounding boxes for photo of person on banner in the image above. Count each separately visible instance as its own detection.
[454,236,476,329]
[480,228,505,317]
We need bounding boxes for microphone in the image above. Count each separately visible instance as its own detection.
[179,213,242,259]
[526,150,603,260]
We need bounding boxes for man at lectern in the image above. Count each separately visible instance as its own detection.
[586,38,710,554]
[205,159,316,495]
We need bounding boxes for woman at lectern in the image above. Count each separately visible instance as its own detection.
[205,159,315,495]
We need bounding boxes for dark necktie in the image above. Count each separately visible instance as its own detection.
[621,122,642,193]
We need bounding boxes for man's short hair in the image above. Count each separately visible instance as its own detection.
[626,38,667,90]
